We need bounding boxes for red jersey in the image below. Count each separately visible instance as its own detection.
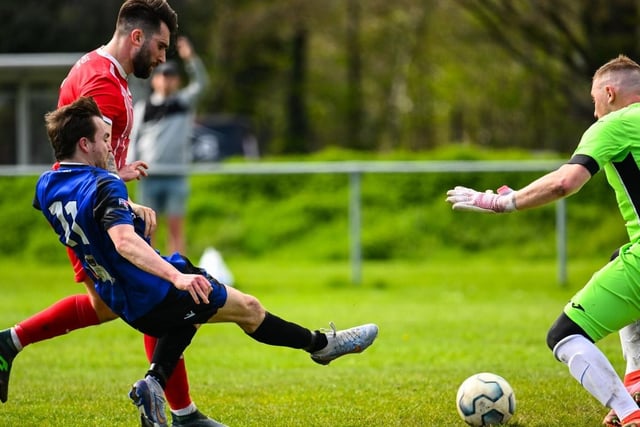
[58,48,135,282]
[58,48,133,168]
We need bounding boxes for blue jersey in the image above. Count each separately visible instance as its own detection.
[33,163,184,322]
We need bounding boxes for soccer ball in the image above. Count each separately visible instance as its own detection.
[456,372,516,426]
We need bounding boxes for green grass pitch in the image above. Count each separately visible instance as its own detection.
[0,256,624,426]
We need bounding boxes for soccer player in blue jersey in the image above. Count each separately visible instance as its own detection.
[35,97,379,427]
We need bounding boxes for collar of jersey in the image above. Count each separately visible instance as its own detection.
[97,46,127,79]
[58,162,91,168]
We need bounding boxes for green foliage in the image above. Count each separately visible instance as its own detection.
[0,176,55,258]
[6,147,626,263]
[180,148,617,262]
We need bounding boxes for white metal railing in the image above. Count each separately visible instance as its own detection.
[0,160,566,284]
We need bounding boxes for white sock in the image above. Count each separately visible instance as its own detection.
[171,402,197,416]
[554,334,638,420]
[620,321,640,374]
[10,327,22,351]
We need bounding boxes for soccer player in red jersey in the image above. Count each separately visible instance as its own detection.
[0,1,220,426]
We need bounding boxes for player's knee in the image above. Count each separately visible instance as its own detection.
[246,295,265,323]
[236,293,265,329]
[246,294,264,312]
[546,312,591,351]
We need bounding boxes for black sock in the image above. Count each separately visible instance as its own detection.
[146,364,168,389]
[248,312,325,351]
[305,330,328,353]
[147,325,197,388]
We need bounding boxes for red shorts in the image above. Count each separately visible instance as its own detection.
[52,162,89,283]
[67,246,88,283]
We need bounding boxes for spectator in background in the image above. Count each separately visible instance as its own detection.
[129,36,209,255]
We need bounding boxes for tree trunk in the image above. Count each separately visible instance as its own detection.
[284,26,311,153]
[346,0,364,149]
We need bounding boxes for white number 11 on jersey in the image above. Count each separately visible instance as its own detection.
[48,200,90,248]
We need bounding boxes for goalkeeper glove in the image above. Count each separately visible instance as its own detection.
[446,185,516,213]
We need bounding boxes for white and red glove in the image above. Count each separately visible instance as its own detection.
[446,185,517,213]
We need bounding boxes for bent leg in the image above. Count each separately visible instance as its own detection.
[207,286,319,349]
[206,286,265,331]
[15,294,102,346]
[13,278,111,347]
[0,280,107,403]
[144,335,194,412]
[81,277,118,323]
[145,326,197,389]
[566,248,640,343]
[202,284,377,366]
[552,333,639,421]
[547,250,640,424]
[0,269,113,404]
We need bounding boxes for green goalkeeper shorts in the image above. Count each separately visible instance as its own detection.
[565,241,640,342]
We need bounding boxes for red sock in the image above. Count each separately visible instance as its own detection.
[14,294,100,347]
[622,409,640,424]
[624,370,640,387]
[143,334,193,410]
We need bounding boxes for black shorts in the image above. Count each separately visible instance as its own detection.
[128,259,228,337]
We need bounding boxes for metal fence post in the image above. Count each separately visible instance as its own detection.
[349,171,362,285]
[556,198,567,286]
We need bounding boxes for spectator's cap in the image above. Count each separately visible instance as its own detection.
[154,60,180,76]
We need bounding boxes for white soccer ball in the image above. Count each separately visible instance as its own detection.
[456,372,516,426]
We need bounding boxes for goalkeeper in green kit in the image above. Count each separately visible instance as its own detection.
[446,54,640,427]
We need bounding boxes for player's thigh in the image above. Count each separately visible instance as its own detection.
[207,286,265,330]
[566,248,640,341]
[82,277,118,322]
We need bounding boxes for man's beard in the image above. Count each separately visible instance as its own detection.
[132,44,153,79]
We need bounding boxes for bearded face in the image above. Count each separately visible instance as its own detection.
[132,39,154,79]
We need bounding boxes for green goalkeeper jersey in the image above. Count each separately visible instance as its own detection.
[570,102,640,243]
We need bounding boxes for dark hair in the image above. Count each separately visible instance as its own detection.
[116,0,178,39]
[45,97,103,161]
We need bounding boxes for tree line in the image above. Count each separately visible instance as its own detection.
[3,0,639,156]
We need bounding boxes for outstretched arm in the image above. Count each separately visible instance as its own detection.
[446,163,592,213]
[511,163,591,210]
